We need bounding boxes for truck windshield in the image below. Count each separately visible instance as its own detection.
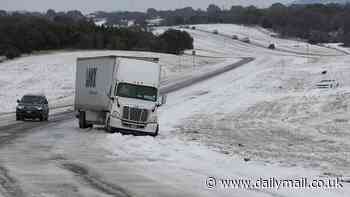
[116,83,157,102]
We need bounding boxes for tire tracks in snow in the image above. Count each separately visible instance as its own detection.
[0,112,75,197]
[61,163,132,197]
[0,166,26,197]
[0,57,255,196]
[0,111,75,148]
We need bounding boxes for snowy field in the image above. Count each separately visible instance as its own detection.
[323,43,350,55]
[185,24,345,56]
[0,24,350,196]
[0,50,231,113]
[110,26,350,195]
[2,54,350,196]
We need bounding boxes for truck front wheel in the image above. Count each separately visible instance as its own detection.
[105,116,114,133]
[79,111,87,129]
[151,125,159,137]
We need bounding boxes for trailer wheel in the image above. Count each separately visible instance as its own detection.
[79,111,87,129]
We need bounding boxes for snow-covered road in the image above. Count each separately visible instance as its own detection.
[0,50,231,114]
[0,24,350,197]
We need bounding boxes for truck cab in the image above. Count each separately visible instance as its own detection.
[75,56,165,136]
[107,58,164,136]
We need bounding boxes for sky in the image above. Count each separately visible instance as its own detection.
[0,0,291,13]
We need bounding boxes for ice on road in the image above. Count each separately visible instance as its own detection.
[0,50,229,113]
[0,24,350,197]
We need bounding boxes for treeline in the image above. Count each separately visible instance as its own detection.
[150,3,350,45]
[0,11,193,59]
[91,3,350,45]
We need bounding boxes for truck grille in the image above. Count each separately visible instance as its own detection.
[122,106,149,122]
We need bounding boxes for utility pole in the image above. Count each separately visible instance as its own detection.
[307,44,310,63]
[192,50,196,68]
[178,54,182,72]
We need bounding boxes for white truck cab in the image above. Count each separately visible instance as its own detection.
[74,56,165,136]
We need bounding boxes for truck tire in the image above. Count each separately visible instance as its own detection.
[105,116,113,133]
[79,111,88,129]
[151,125,159,137]
[16,114,21,121]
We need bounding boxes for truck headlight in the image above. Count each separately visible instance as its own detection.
[148,114,157,123]
[111,111,120,118]
[36,106,43,110]
[17,105,24,110]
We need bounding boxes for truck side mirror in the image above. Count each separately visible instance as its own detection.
[107,90,114,101]
[158,95,167,107]
[17,99,20,103]
[162,95,167,105]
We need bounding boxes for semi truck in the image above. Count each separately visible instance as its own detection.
[74,55,166,136]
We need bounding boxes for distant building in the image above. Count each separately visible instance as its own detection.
[94,18,107,26]
[146,17,164,27]
[128,20,135,27]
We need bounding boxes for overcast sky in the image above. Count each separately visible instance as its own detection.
[0,0,291,13]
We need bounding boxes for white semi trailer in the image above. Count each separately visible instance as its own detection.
[74,55,166,136]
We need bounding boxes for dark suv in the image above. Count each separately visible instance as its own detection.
[16,94,49,121]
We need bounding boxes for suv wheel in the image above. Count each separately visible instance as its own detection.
[16,114,21,121]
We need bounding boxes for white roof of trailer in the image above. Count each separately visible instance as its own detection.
[116,58,160,87]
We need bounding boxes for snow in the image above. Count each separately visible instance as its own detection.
[86,50,350,196]
[189,24,344,56]
[0,50,230,113]
[101,134,348,197]
[152,28,166,36]
[98,26,350,196]
[323,43,350,54]
[0,23,350,196]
